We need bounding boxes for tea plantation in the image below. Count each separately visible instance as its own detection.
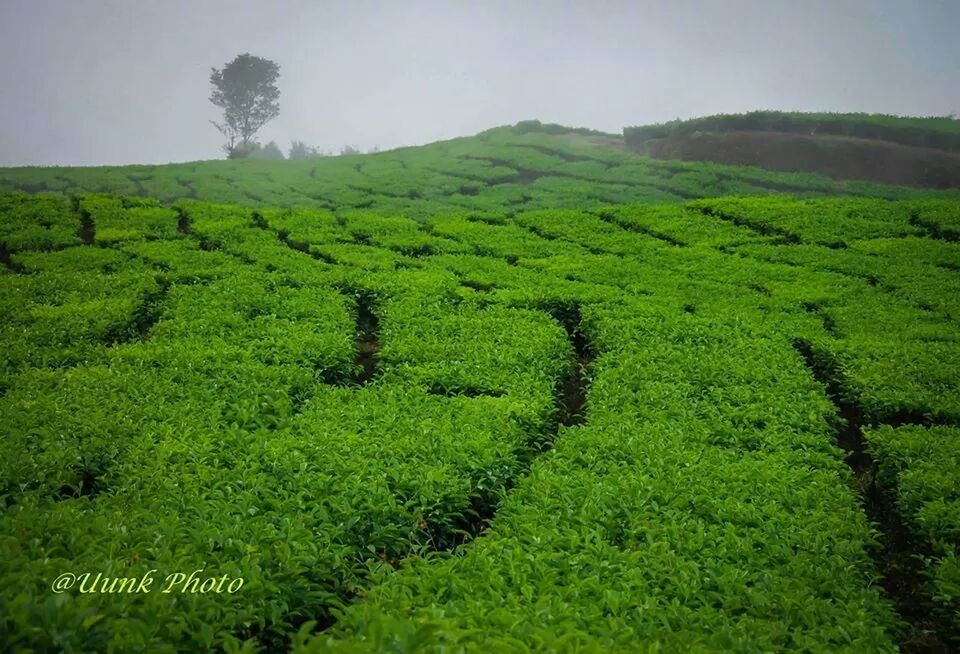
[1,124,958,652]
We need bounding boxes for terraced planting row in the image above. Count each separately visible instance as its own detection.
[1,191,958,650]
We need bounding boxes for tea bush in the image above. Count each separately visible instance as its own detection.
[1,184,958,650]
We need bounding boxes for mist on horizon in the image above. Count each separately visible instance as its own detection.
[1,0,958,167]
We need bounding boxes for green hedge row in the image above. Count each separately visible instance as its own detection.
[624,111,960,153]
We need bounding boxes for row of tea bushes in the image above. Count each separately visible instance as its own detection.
[304,301,899,652]
[866,425,960,638]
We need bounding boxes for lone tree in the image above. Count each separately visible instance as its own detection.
[209,54,280,158]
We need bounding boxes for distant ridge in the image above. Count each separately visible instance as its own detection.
[623,111,960,189]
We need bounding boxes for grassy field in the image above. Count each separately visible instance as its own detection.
[1,124,959,651]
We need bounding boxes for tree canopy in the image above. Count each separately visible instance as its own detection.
[209,53,280,157]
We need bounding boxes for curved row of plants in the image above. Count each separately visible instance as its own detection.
[1,191,958,649]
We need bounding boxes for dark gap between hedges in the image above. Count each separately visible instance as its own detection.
[251,212,380,387]
[234,610,337,654]
[459,279,494,293]
[173,210,253,266]
[54,465,109,501]
[910,212,959,242]
[0,243,24,273]
[177,209,190,234]
[422,302,596,553]
[77,207,95,245]
[802,302,840,336]
[252,211,338,265]
[352,291,379,385]
[545,302,594,429]
[245,212,599,639]
[792,339,949,653]
[593,210,688,247]
[105,276,172,346]
[697,206,802,244]
[426,384,505,398]
[519,222,609,257]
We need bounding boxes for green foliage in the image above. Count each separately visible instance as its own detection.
[209,53,281,157]
[289,141,329,160]
[1,182,959,650]
[2,126,957,216]
[625,111,960,152]
[239,141,286,161]
[866,425,960,637]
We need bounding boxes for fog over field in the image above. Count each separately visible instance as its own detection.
[1,0,958,166]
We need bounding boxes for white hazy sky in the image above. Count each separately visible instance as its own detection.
[1,0,958,166]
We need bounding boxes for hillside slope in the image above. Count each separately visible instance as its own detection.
[625,112,960,189]
[2,123,957,217]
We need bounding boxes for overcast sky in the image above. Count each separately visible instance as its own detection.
[1,0,958,166]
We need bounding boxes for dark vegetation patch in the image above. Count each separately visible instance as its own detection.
[792,340,950,652]
[634,130,960,189]
[697,206,802,243]
[460,155,669,192]
[176,209,190,234]
[420,302,597,555]
[252,211,339,265]
[625,111,960,153]
[55,462,109,501]
[512,143,603,163]
[516,222,613,257]
[910,213,960,242]
[235,608,337,654]
[335,289,380,385]
[197,236,217,251]
[393,244,435,258]
[543,302,594,428]
[748,283,771,296]
[175,177,198,199]
[459,279,494,293]
[16,182,50,193]
[465,214,507,227]
[129,277,172,339]
[127,176,148,196]
[425,384,506,398]
[594,210,687,247]
[714,170,839,195]
[76,207,95,245]
[0,243,24,272]
[515,170,548,185]
[801,302,839,336]
[105,276,172,345]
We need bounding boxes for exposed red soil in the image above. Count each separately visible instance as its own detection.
[635,131,960,189]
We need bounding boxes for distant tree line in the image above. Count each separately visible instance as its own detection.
[624,111,960,153]
[216,139,382,161]
[288,142,378,159]
[511,119,617,138]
